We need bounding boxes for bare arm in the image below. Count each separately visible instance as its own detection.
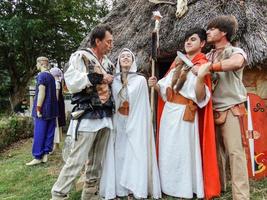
[195,63,210,102]
[211,54,245,72]
[220,54,245,71]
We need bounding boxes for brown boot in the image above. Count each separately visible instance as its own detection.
[81,181,99,200]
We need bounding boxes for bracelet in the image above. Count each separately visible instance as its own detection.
[36,106,42,112]
[210,62,223,72]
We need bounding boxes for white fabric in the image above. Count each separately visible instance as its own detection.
[64,48,113,135]
[65,48,112,94]
[53,119,61,144]
[54,80,61,144]
[157,69,210,198]
[100,50,161,199]
[55,80,61,90]
[66,118,113,138]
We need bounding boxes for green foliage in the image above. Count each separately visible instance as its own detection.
[0,0,109,110]
[0,115,33,151]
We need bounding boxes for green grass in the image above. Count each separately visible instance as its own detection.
[0,139,267,200]
[0,139,81,200]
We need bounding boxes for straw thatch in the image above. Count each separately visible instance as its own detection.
[80,0,267,70]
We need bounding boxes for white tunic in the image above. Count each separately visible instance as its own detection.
[100,74,161,199]
[64,49,113,138]
[54,80,61,144]
[158,69,210,198]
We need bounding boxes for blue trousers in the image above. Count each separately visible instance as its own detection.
[32,118,56,159]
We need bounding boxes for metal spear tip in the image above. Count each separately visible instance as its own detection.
[153,11,163,20]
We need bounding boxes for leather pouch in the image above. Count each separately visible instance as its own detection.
[183,101,197,122]
[214,110,228,125]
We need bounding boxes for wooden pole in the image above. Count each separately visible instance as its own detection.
[148,11,162,197]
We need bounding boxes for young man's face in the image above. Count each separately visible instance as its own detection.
[184,33,205,55]
[96,31,113,55]
[36,60,48,71]
[206,27,226,44]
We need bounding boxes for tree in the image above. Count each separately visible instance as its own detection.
[0,0,109,111]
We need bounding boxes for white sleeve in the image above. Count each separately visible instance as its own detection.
[64,52,92,94]
[55,81,61,90]
[195,85,210,108]
[158,70,174,102]
[179,72,210,108]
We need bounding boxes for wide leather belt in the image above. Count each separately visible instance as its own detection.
[166,87,197,122]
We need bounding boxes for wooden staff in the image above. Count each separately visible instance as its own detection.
[149,10,162,196]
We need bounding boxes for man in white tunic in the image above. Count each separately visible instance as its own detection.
[100,48,161,199]
[51,25,114,200]
[149,28,211,198]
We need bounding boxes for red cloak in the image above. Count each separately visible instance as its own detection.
[156,53,221,199]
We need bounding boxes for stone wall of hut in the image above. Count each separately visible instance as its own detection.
[243,68,267,105]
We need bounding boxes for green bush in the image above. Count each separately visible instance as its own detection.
[0,115,33,151]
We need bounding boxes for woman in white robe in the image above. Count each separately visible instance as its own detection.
[100,48,161,199]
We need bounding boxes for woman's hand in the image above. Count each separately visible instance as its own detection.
[148,76,158,87]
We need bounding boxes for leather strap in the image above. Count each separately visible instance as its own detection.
[166,87,197,122]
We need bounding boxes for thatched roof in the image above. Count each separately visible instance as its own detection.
[80,0,267,70]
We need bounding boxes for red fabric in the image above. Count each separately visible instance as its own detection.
[156,53,221,199]
[246,93,267,180]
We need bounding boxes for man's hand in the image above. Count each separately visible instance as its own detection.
[198,62,212,79]
[102,74,114,84]
[191,65,199,75]
[37,111,42,118]
[148,76,158,87]
[174,56,184,67]
[36,106,42,118]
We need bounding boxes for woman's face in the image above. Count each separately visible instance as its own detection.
[119,51,133,72]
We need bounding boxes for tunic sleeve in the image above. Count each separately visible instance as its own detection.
[232,47,248,66]
[37,73,47,86]
[64,52,92,94]
[158,70,174,102]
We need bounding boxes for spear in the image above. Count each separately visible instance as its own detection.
[150,11,162,118]
[149,10,162,196]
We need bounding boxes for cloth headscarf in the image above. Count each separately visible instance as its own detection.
[50,67,64,81]
[115,48,137,73]
[114,48,138,113]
